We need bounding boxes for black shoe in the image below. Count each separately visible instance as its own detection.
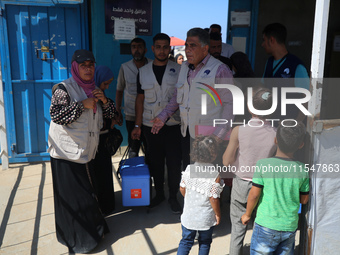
[168,198,182,214]
[149,194,165,208]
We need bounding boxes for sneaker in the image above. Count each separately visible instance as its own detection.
[149,194,165,208]
[168,198,182,214]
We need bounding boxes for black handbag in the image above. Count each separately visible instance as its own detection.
[105,127,123,156]
[117,146,130,179]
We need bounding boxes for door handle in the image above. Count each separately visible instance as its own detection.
[36,47,55,61]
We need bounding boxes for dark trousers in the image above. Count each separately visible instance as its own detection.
[126,120,147,155]
[143,124,182,199]
[91,132,115,214]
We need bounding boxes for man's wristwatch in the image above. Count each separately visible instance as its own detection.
[135,124,140,128]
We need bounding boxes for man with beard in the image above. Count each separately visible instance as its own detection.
[262,23,309,122]
[131,33,182,213]
[210,24,235,58]
[209,32,233,71]
[116,38,151,158]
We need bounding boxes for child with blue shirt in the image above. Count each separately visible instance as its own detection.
[241,121,309,255]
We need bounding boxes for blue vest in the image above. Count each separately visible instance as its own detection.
[263,53,306,121]
[264,53,304,79]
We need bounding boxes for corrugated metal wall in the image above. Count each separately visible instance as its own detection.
[0,1,88,163]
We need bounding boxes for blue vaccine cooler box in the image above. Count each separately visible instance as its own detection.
[120,156,150,206]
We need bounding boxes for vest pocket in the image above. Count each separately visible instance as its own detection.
[125,101,135,115]
[143,109,153,121]
[144,89,157,103]
[177,87,184,104]
[126,82,137,95]
[59,139,79,154]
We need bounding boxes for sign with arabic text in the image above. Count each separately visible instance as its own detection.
[105,0,152,36]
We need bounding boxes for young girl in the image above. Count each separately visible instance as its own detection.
[177,136,224,255]
[223,87,277,255]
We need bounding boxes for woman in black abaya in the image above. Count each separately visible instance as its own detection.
[48,50,116,253]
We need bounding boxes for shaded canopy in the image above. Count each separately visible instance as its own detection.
[170,36,185,46]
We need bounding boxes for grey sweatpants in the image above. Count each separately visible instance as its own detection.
[229,176,255,255]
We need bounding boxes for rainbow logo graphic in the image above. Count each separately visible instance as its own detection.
[197,82,222,115]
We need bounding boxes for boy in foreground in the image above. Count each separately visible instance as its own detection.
[241,121,309,255]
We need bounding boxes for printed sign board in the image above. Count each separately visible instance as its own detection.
[105,0,152,36]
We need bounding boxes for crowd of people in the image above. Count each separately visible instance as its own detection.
[48,22,310,254]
